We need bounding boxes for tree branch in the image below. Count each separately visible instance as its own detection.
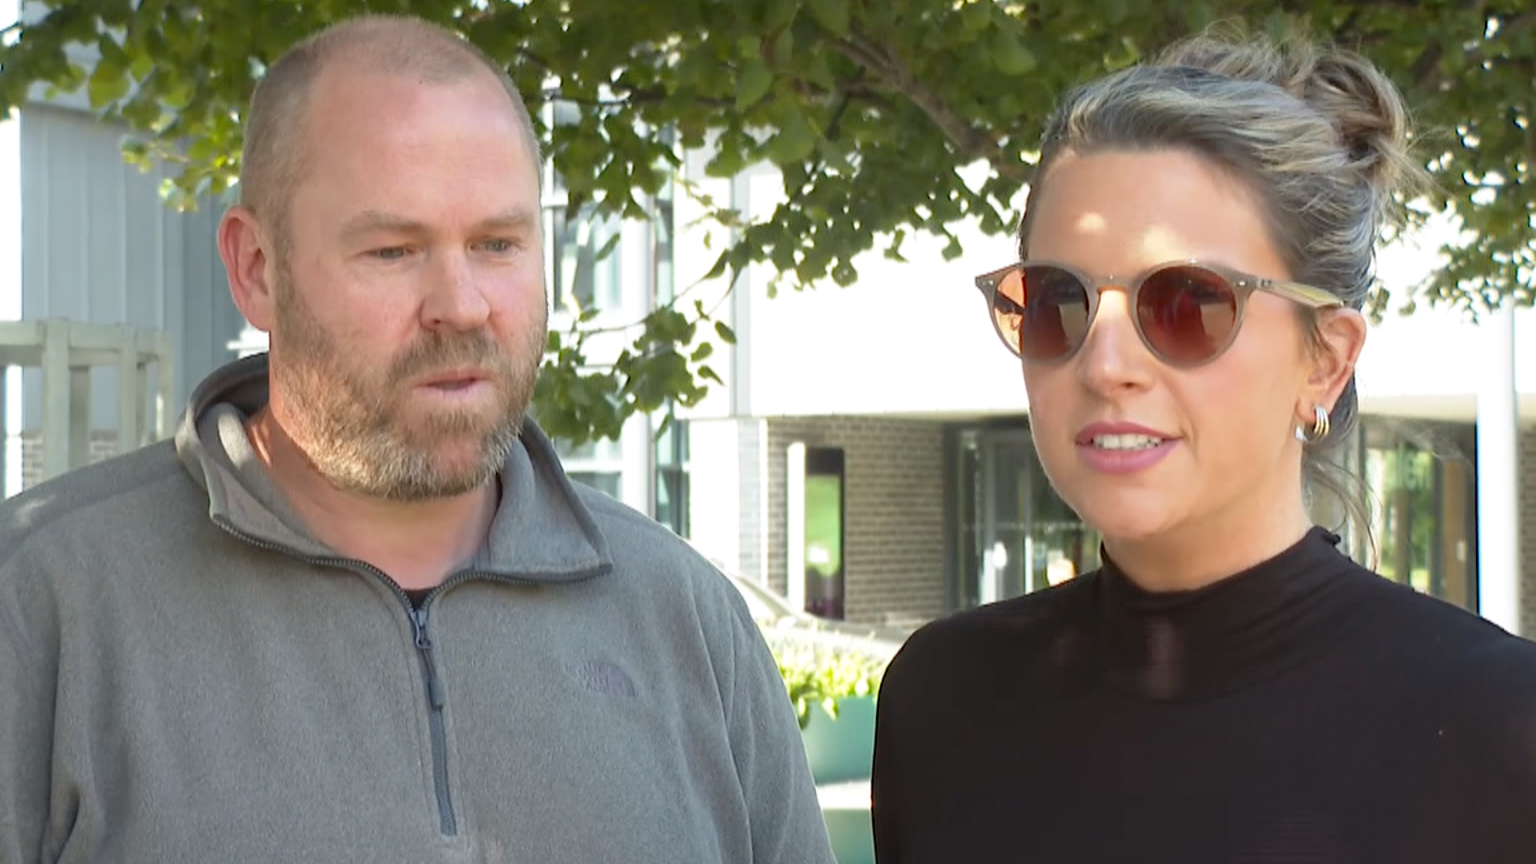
[518,48,553,70]
[825,30,1027,184]
[1409,40,1444,90]
[542,87,735,109]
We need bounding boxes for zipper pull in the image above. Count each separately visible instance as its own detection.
[411,607,447,709]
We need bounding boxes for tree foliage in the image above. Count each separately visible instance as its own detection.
[2,0,1531,441]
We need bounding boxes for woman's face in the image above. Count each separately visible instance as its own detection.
[1020,148,1333,553]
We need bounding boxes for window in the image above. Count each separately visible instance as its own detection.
[542,97,625,317]
[654,413,689,536]
[653,177,675,306]
[1360,419,1477,610]
[555,435,623,501]
[568,470,622,500]
[549,204,623,316]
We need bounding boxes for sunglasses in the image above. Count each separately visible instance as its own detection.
[972,260,1342,367]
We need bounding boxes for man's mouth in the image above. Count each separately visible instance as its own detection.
[416,368,490,390]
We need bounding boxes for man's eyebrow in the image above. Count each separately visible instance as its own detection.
[339,210,425,239]
[338,208,541,239]
[474,208,540,232]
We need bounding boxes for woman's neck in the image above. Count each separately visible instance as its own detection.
[1101,497,1314,593]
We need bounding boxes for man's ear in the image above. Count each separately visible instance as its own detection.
[1300,308,1367,416]
[219,206,277,333]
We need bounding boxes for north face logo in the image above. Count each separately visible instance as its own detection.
[569,660,637,697]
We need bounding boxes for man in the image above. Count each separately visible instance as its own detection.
[0,15,835,864]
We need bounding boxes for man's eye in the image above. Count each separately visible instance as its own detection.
[370,246,409,261]
[478,238,515,253]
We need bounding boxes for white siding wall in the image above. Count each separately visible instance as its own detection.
[1,0,21,494]
[18,104,243,429]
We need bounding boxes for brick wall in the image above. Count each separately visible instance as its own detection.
[763,416,948,627]
[19,430,127,491]
[1520,425,1536,639]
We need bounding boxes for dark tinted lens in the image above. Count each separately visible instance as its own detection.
[994,265,1088,361]
[1137,265,1238,365]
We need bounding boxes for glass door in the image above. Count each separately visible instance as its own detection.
[957,428,1100,610]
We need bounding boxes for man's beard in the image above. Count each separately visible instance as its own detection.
[269,261,546,501]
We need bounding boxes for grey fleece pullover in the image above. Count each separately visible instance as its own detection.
[0,354,836,864]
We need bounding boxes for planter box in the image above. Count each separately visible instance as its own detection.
[818,779,874,864]
[802,694,876,785]
[801,694,878,863]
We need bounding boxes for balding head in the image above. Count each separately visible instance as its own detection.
[238,15,541,249]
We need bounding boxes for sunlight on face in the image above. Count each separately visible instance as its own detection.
[1073,211,1108,239]
[1135,227,1197,273]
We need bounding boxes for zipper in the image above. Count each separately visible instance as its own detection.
[409,604,456,835]
[212,518,604,833]
[209,518,509,837]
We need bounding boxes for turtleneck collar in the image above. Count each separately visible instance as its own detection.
[1096,526,1370,701]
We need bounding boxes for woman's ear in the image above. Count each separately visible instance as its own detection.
[1301,308,1367,413]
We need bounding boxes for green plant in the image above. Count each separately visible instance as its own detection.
[767,637,887,730]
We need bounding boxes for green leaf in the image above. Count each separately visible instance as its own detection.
[161,81,195,111]
[1181,2,1217,31]
[990,28,1036,76]
[736,58,774,111]
[86,62,130,109]
[831,260,857,286]
[771,28,795,68]
[714,321,737,344]
[766,107,818,163]
[806,0,850,38]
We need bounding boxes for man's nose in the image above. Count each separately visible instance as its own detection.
[422,251,492,332]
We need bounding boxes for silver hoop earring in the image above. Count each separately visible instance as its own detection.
[1298,404,1329,444]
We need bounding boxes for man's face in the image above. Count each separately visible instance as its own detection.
[266,69,547,500]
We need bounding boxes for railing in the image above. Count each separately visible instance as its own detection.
[0,319,174,488]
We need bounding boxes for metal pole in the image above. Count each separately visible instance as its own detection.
[1475,300,1522,634]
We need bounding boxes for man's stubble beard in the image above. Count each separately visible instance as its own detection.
[270,258,547,501]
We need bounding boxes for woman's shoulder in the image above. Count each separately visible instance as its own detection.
[1361,576,1536,702]
[878,573,1100,698]
[1444,616,1536,702]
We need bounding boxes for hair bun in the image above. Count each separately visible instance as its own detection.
[1158,29,1426,210]
[1293,49,1417,196]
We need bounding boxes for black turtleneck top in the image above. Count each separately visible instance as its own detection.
[871,528,1536,863]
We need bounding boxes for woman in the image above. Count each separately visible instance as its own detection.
[870,31,1536,863]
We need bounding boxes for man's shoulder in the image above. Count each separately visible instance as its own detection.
[0,441,195,569]
[566,482,743,602]
[568,483,710,568]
